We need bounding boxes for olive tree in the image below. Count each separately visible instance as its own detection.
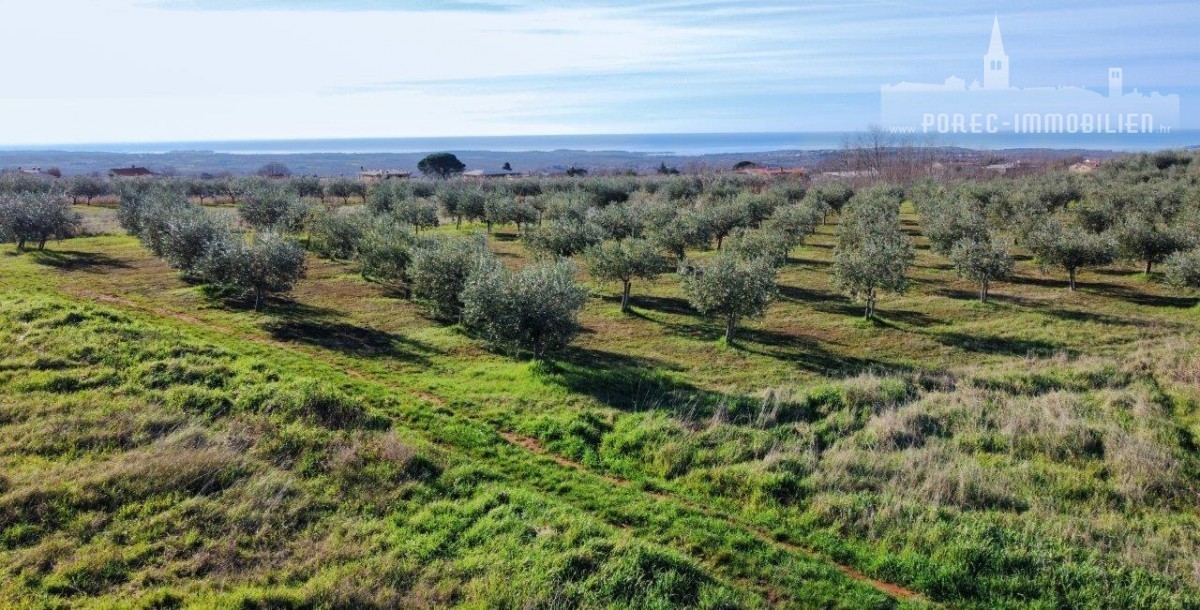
[697,200,748,250]
[832,189,914,319]
[761,200,825,245]
[67,175,110,205]
[307,207,365,260]
[584,237,671,312]
[1163,248,1200,291]
[679,253,777,344]
[356,215,415,284]
[1026,222,1115,291]
[290,175,325,201]
[524,219,605,258]
[409,234,498,321]
[950,238,1014,302]
[326,177,367,205]
[392,198,440,234]
[726,228,794,267]
[197,231,307,311]
[159,206,234,278]
[238,183,309,232]
[461,259,588,359]
[0,193,82,250]
[1111,214,1192,274]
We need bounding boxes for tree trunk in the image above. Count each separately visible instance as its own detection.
[456,217,462,230]
[725,316,736,344]
[980,280,989,303]
[1068,268,1077,291]
[37,238,46,251]
[621,281,631,312]
[254,288,264,311]
[1146,259,1153,275]
[716,235,724,250]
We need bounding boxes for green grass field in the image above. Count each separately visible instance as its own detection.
[2,204,1198,608]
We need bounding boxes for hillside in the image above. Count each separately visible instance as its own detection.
[1,166,1199,607]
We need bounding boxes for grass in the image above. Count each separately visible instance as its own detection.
[1,204,1198,607]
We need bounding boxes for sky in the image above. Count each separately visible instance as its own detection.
[0,0,1196,145]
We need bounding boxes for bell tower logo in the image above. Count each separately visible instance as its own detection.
[880,17,1180,135]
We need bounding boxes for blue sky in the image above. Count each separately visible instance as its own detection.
[0,0,1195,144]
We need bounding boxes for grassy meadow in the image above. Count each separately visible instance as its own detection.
[1,199,1199,608]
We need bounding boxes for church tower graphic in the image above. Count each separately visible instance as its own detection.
[983,16,1009,90]
[880,17,1180,135]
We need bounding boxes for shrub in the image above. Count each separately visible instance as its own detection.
[461,259,588,358]
[679,253,777,344]
[409,234,498,321]
[0,193,82,250]
[950,238,1014,302]
[197,231,307,310]
[584,238,672,312]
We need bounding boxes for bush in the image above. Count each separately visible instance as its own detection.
[584,238,671,312]
[461,259,588,358]
[679,253,777,344]
[197,231,307,310]
[0,193,82,250]
[409,234,498,321]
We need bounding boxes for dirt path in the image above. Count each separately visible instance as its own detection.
[64,286,926,604]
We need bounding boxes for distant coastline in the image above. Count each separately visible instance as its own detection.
[3,131,1199,157]
[1,131,1197,177]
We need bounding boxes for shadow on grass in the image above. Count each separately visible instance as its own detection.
[933,331,1069,357]
[260,302,439,363]
[542,346,728,419]
[27,249,131,271]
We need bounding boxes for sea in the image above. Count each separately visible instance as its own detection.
[3,131,1199,156]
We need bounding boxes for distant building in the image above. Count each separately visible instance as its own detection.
[109,165,155,178]
[737,166,807,177]
[463,169,524,179]
[359,168,412,183]
[14,167,58,177]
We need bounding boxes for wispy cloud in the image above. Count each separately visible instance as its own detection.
[0,0,1196,144]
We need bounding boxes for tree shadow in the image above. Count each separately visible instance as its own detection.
[874,308,942,328]
[544,346,722,418]
[930,288,1044,308]
[27,249,131,272]
[261,304,438,363]
[933,331,1068,357]
[619,294,694,316]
